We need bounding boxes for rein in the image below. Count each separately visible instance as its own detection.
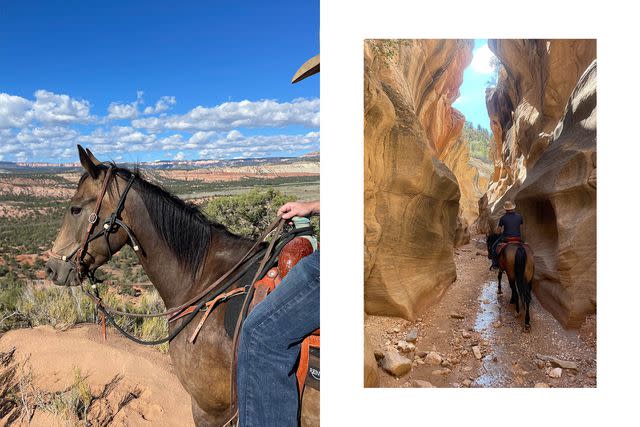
[84,218,295,346]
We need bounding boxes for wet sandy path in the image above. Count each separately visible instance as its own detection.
[365,235,597,388]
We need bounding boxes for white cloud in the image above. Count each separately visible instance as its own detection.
[1,90,92,128]
[198,131,319,159]
[0,89,318,162]
[0,93,33,128]
[107,102,138,119]
[107,91,144,119]
[132,98,319,132]
[470,44,497,74]
[32,90,92,124]
[174,151,185,160]
[143,96,176,114]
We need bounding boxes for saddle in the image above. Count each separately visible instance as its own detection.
[496,237,528,256]
[245,236,320,396]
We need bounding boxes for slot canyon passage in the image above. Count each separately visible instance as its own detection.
[364,39,596,388]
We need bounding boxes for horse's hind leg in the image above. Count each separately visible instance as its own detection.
[508,278,517,306]
[524,281,532,331]
[497,270,503,295]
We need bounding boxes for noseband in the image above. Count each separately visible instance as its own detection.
[51,166,140,280]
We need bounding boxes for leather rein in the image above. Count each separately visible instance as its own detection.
[50,165,290,345]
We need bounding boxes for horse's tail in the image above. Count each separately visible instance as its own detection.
[514,245,530,306]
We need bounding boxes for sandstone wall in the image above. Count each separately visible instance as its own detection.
[364,39,472,319]
[481,39,596,327]
[364,329,380,387]
[441,138,491,227]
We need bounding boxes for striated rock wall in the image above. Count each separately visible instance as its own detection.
[364,39,472,320]
[481,39,596,327]
[441,138,491,227]
[364,329,380,387]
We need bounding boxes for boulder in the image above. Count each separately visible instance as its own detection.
[547,367,563,378]
[396,340,416,353]
[425,351,443,366]
[381,350,412,378]
[405,328,418,343]
[410,379,435,388]
[472,346,482,360]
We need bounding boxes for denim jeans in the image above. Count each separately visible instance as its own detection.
[237,250,319,427]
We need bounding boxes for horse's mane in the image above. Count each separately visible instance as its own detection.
[80,163,247,280]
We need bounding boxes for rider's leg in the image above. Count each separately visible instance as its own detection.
[490,236,502,270]
[237,250,320,427]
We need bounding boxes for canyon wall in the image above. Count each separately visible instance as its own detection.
[441,138,491,228]
[481,40,597,327]
[364,39,472,319]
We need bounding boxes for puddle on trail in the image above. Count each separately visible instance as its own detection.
[474,279,511,387]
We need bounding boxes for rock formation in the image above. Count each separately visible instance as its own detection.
[480,39,596,327]
[364,39,472,320]
[440,135,490,227]
[364,330,380,387]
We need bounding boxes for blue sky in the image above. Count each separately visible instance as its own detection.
[453,39,497,132]
[0,1,319,163]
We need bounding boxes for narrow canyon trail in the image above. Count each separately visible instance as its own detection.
[365,236,597,388]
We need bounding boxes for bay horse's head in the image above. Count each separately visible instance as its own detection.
[45,146,135,286]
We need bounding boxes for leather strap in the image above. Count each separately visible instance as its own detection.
[247,268,279,312]
[229,219,285,417]
[188,287,248,343]
[296,330,320,397]
[75,166,114,272]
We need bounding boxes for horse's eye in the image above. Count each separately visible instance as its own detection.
[70,206,82,216]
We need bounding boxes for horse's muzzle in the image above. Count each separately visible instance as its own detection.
[45,258,80,286]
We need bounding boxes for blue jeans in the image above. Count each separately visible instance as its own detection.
[238,250,319,427]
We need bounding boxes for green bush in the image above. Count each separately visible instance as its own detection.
[204,188,296,239]
[462,121,494,164]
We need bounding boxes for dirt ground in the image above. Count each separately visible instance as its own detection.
[365,235,597,388]
[0,325,193,426]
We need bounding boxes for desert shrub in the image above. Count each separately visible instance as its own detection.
[204,188,296,238]
[0,272,29,331]
[17,286,92,328]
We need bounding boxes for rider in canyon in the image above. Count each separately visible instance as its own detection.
[490,201,524,270]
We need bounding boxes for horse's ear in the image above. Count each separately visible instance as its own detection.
[78,145,99,179]
[85,148,101,167]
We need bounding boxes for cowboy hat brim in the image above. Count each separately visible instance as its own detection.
[291,54,320,84]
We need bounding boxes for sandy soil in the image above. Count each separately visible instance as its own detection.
[365,235,597,388]
[0,325,193,426]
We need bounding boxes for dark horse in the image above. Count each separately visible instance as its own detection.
[487,234,535,330]
[45,147,319,426]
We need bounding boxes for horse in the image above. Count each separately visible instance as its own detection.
[44,146,319,426]
[486,233,535,330]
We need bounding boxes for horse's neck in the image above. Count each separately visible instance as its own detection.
[122,192,253,309]
[191,233,255,297]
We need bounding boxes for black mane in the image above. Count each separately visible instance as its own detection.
[84,164,246,280]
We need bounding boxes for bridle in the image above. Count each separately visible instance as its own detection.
[50,165,141,281]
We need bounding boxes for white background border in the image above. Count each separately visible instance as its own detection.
[320,0,640,425]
